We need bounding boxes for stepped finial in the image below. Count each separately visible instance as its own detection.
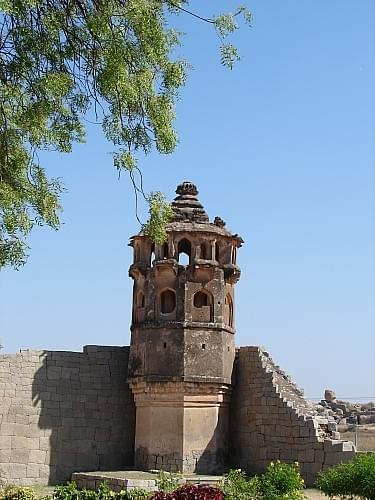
[171,181,209,223]
[175,181,198,197]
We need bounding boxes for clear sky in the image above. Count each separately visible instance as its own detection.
[1,0,374,401]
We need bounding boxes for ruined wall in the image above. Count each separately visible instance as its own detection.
[0,346,135,485]
[230,346,356,486]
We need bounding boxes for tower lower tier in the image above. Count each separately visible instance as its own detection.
[129,379,231,473]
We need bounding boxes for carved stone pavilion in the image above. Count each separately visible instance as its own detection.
[128,181,242,473]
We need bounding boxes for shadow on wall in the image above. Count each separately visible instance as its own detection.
[195,405,230,475]
[31,346,135,484]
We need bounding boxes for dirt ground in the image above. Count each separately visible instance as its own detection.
[304,490,328,499]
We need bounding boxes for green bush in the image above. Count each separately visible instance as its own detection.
[257,461,304,500]
[0,486,36,500]
[155,471,181,493]
[52,482,148,500]
[221,463,304,500]
[53,482,81,500]
[221,469,258,499]
[316,453,375,500]
[114,489,149,500]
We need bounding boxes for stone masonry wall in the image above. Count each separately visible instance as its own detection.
[230,346,356,486]
[0,346,135,485]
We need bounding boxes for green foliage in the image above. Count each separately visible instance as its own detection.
[0,0,251,270]
[0,486,36,500]
[155,470,182,493]
[221,464,304,500]
[257,461,304,500]
[221,469,258,499]
[142,192,174,244]
[214,6,252,69]
[53,482,81,500]
[52,482,148,500]
[316,453,375,500]
[115,490,149,500]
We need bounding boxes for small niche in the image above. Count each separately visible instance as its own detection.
[163,342,167,349]
[160,289,176,314]
[202,344,206,350]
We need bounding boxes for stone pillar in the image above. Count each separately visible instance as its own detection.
[129,380,231,473]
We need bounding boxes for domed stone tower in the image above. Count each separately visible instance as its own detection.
[128,181,243,473]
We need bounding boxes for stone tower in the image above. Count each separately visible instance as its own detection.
[128,181,243,473]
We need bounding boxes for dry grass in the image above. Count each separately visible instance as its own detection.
[341,423,375,451]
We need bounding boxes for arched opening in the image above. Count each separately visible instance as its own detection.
[215,242,220,263]
[231,245,237,264]
[162,242,169,259]
[178,238,191,265]
[160,289,176,314]
[200,242,211,260]
[136,291,145,323]
[138,291,145,308]
[150,242,155,265]
[194,290,209,308]
[224,293,233,328]
[192,289,213,322]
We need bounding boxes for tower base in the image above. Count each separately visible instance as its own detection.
[129,380,231,473]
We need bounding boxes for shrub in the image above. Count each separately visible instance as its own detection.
[221,469,258,499]
[0,487,36,500]
[52,482,148,500]
[115,489,149,500]
[53,482,80,500]
[150,484,223,499]
[155,471,181,493]
[316,453,375,500]
[257,461,304,500]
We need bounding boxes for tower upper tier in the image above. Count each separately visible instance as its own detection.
[128,181,243,383]
[129,181,243,278]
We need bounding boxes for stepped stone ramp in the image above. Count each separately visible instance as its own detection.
[230,346,356,486]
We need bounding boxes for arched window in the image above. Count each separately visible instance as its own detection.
[224,293,233,328]
[178,238,191,265]
[231,246,237,264]
[160,289,176,314]
[193,289,213,322]
[138,291,145,308]
[215,243,220,263]
[163,242,169,259]
[200,242,211,260]
[150,243,155,265]
[194,290,209,308]
[135,291,146,323]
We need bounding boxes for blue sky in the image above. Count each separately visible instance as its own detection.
[1,0,374,401]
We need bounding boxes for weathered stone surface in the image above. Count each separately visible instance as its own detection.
[129,182,242,473]
[0,347,135,485]
[324,389,336,402]
[230,347,356,486]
